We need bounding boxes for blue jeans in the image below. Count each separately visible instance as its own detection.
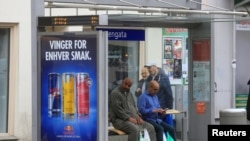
[146,119,176,141]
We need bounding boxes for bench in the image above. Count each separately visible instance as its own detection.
[108,126,128,141]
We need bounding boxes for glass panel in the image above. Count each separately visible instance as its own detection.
[108,41,139,100]
[0,28,10,133]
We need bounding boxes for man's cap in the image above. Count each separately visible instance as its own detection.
[145,61,157,67]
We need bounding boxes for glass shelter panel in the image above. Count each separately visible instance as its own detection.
[0,28,10,133]
[108,41,139,98]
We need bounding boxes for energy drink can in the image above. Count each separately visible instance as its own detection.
[76,73,91,117]
[48,73,61,117]
[62,73,75,119]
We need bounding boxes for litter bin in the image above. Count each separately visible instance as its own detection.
[219,108,247,125]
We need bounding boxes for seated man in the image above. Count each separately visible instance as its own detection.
[109,77,156,141]
[146,63,174,127]
[137,80,176,141]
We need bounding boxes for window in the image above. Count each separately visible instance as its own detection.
[108,41,139,99]
[0,28,10,133]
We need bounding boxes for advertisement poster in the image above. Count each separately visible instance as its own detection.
[172,39,182,59]
[39,33,98,141]
[163,59,174,79]
[162,28,188,84]
[163,37,182,59]
[173,59,182,79]
[163,39,173,59]
[162,36,184,82]
[193,62,210,101]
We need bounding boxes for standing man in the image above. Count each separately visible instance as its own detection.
[135,67,150,97]
[109,77,156,141]
[137,80,176,141]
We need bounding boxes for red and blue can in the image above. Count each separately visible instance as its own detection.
[48,73,61,117]
[76,73,91,117]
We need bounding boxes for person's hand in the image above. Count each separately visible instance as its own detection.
[160,108,167,114]
[136,117,144,125]
[152,108,165,114]
[128,117,138,124]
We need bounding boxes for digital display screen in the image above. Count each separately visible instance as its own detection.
[38,16,99,26]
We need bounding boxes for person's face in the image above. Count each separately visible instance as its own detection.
[145,66,151,73]
[148,82,159,95]
[121,78,132,92]
[149,66,157,76]
[141,69,149,79]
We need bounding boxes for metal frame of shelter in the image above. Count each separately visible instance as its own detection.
[43,0,250,28]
